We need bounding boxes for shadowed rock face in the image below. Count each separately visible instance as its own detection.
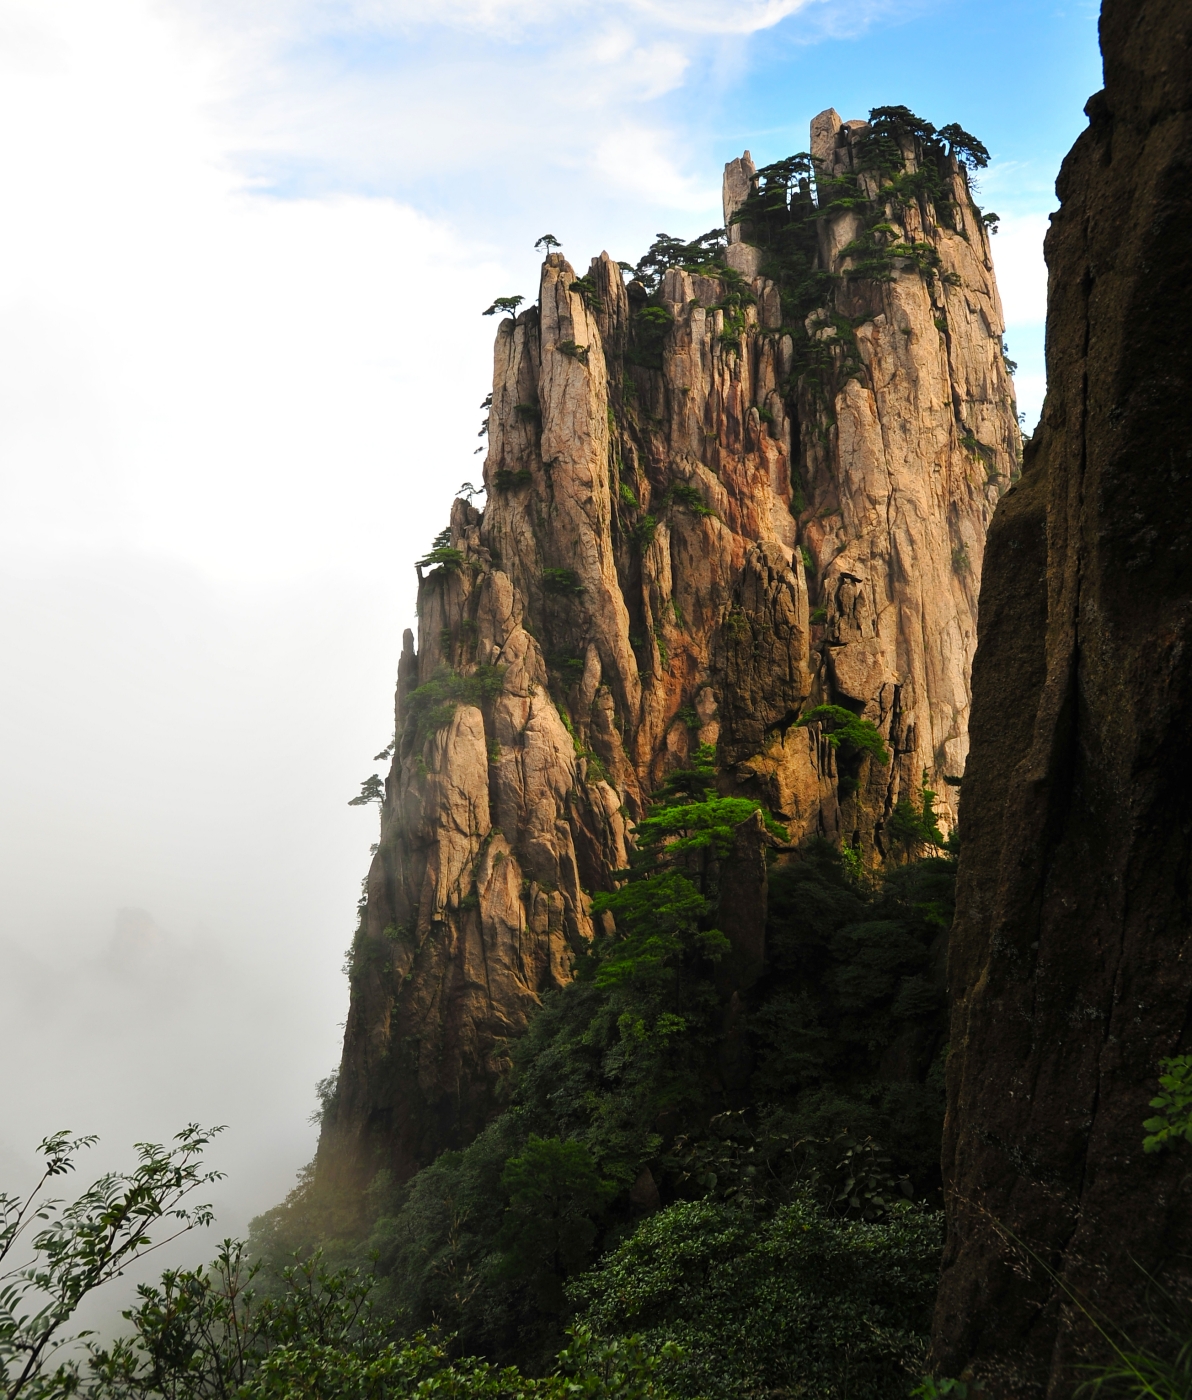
[319,113,1019,1189]
[932,3,1192,1392]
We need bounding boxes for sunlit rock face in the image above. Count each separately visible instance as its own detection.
[319,111,1019,1188]
[934,1,1192,1391]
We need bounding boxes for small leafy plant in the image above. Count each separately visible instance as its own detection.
[542,568,585,597]
[1143,1057,1192,1152]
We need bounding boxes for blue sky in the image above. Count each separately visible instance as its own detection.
[0,0,1102,1282]
[205,0,1101,428]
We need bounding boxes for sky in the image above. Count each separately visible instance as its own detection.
[0,0,1101,1317]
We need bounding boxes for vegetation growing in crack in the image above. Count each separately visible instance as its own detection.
[542,568,585,597]
[416,528,466,576]
[401,664,507,750]
[797,705,890,766]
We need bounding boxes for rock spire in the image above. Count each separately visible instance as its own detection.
[318,109,1020,1188]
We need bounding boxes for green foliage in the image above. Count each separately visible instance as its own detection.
[483,295,525,319]
[569,276,604,313]
[751,849,953,1189]
[558,341,590,365]
[570,1194,941,1400]
[886,775,946,859]
[959,432,994,464]
[626,307,673,371]
[797,705,890,765]
[550,1328,679,1400]
[418,529,466,575]
[634,797,786,864]
[632,516,657,549]
[632,231,725,294]
[662,484,715,519]
[1078,1332,1192,1400]
[542,568,585,597]
[494,468,533,491]
[496,1140,617,1313]
[1,1127,224,1400]
[74,1227,677,1400]
[420,546,465,573]
[535,234,562,254]
[403,665,507,751]
[1143,1057,1192,1153]
[258,834,954,1381]
[913,1379,978,1399]
[349,774,385,808]
[549,651,587,686]
[591,871,719,989]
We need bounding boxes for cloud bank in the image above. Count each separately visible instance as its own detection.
[0,0,1055,1314]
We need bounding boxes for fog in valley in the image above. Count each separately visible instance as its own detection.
[0,0,1095,1336]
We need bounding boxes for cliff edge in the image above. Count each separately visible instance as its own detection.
[933,2,1192,1392]
[320,109,1019,1188]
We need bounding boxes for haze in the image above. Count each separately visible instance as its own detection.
[0,0,1099,1303]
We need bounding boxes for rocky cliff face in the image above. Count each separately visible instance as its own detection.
[319,110,1019,1187]
[932,3,1192,1392]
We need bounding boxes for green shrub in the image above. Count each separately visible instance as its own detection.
[886,775,946,858]
[569,275,604,313]
[494,468,533,490]
[403,665,507,750]
[797,705,890,765]
[418,529,465,574]
[633,516,658,548]
[542,568,585,596]
[626,306,674,370]
[663,483,715,519]
[570,1194,942,1400]
[1144,1057,1192,1153]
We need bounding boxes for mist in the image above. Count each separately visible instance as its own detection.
[0,0,1097,1340]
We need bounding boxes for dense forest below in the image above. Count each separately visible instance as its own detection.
[7,41,1192,1399]
[256,737,956,1393]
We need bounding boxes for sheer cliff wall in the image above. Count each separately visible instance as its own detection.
[932,2,1192,1394]
[319,112,1020,1186]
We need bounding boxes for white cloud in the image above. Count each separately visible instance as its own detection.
[205,0,826,39]
[990,210,1050,328]
[0,0,504,1262]
[0,0,502,585]
[0,0,1052,1296]
[625,0,822,35]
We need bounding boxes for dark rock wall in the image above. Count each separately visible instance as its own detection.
[933,3,1192,1392]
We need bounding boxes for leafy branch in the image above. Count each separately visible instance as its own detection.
[1,1126,224,1400]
